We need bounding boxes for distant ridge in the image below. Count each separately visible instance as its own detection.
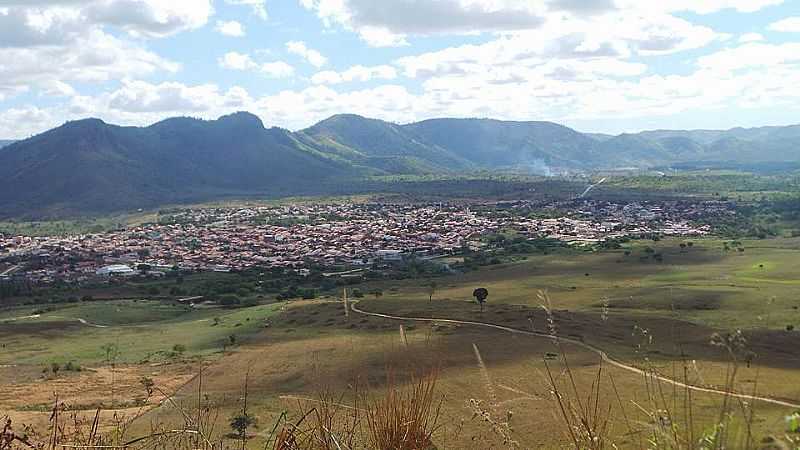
[2,112,800,217]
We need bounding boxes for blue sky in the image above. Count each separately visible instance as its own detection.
[1,0,800,138]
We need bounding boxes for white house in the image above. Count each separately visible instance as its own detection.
[96,264,136,277]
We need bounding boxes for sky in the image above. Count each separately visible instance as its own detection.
[2,0,800,139]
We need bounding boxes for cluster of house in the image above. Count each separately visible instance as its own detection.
[0,200,730,284]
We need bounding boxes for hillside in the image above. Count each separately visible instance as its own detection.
[0,113,356,217]
[297,114,473,173]
[404,118,598,173]
[0,140,14,149]
[3,112,800,217]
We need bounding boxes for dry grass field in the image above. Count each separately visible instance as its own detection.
[3,237,800,448]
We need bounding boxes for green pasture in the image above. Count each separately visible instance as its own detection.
[0,300,284,365]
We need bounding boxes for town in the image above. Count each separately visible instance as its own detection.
[0,199,731,285]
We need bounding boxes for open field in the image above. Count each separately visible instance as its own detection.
[2,238,800,448]
[0,300,285,365]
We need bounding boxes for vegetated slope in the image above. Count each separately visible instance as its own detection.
[0,112,355,217]
[634,125,800,164]
[297,114,474,173]
[4,110,800,218]
[404,118,599,173]
[638,124,800,145]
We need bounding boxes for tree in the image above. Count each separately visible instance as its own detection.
[172,344,187,358]
[473,288,489,312]
[229,412,256,439]
[427,281,437,302]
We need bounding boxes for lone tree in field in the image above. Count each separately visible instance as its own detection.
[473,288,489,312]
[427,280,437,302]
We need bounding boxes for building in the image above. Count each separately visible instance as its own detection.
[96,264,136,277]
[376,249,403,261]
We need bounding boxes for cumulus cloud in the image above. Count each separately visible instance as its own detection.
[769,17,800,32]
[696,42,800,71]
[224,0,268,20]
[0,28,178,95]
[311,65,397,84]
[615,0,784,14]
[84,0,213,38]
[260,61,295,78]
[286,40,327,67]
[738,32,765,43]
[218,51,258,70]
[1,0,798,139]
[300,0,546,46]
[218,51,295,78]
[298,0,769,48]
[215,20,245,37]
[0,0,201,102]
[108,80,223,113]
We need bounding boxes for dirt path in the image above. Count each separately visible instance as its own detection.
[2,314,108,328]
[350,302,800,409]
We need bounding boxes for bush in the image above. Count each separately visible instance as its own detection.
[218,295,240,306]
[229,412,256,438]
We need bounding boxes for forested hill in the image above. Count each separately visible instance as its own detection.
[2,111,800,217]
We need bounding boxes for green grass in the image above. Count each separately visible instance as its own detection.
[358,237,800,331]
[4,238,800,448]
[0,300,284,365]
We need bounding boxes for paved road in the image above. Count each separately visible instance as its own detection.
[350,302,800,409]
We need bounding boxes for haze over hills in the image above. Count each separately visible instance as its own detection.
[0,140,15,149]
[2,111,800,217]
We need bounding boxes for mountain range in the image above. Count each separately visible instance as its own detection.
[1,112,799,217]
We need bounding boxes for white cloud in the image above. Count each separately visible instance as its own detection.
[215,20,245,37]
[218,51,258,70]
[0,1,200,102]
[286,40,328,67]
[738,32,764,43]
[108,80,224,113]
[311,65,397,84]
[696,42,800,72]
[224,0,268,20]
[299,0,781,48]
[84,0,213,38]
[394,12,717,82]
[260,61,295,78]
[614,0,783,14]
[218,51,295,77]
[300,0,547,46]
[0,28,179,97]
[769,17,800,32]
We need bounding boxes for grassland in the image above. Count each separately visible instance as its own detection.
[2,238,800,448]
[0,300,285,365]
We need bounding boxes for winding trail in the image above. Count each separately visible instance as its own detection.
[1,313,107,328]
[350,302,800,409]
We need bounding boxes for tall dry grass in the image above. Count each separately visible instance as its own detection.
[5,292,800,449]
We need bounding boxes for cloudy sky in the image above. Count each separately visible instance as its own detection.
[2,0,800,139]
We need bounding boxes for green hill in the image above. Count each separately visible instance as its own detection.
[0,113,355,217]
[3,112,800,217]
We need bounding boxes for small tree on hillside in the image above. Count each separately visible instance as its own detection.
[473,288,489,312]
[427,281,437,302]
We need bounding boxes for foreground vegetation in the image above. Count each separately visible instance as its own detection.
[2,236,800,448]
